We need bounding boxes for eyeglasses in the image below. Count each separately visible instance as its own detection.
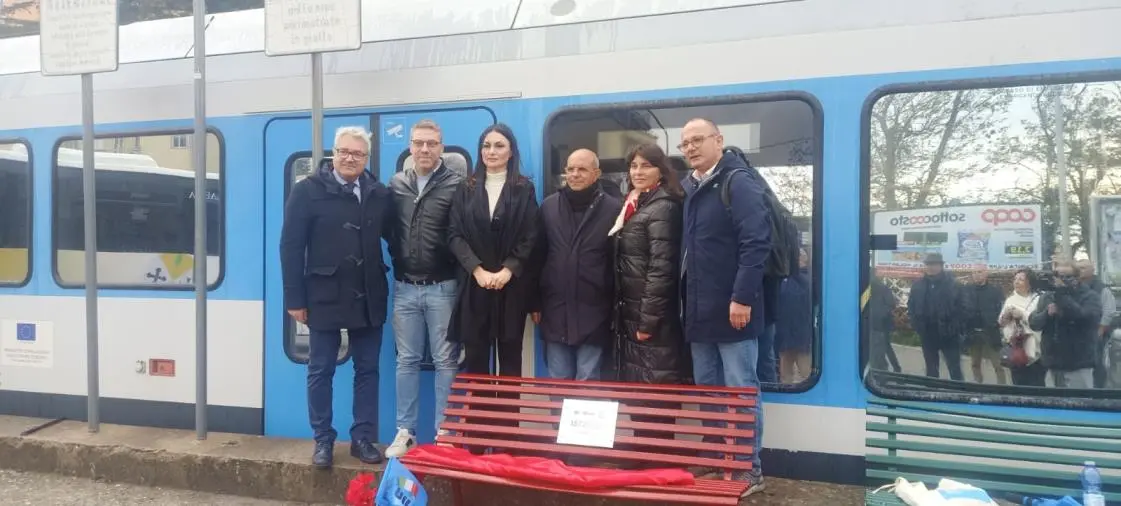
[676,134,716,152]
[335,149,368,159]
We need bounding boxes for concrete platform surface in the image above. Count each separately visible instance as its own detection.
[0,415,861,505]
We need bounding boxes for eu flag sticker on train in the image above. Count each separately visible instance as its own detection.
[16,323,36,341]
[1,320,54,368]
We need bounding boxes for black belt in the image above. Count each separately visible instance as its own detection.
[396,277,451,286]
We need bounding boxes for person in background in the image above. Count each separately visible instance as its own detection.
[532,149,621,380]
[384,120,464,458]
[962,265,1007,385]
[998,268,1045,386]
[1076,259,1117,388]
[679,118,770,496]
[279,126,392,468]
[447,123,539,378]
[776,248,812,383]
[1030,258,1101,389]
[865,276,903,373]
[906,253,964,381]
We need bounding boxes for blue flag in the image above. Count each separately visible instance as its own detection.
[375,458,428,506]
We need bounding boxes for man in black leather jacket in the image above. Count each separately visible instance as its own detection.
[384,120,465,458]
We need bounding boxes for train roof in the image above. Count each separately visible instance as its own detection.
[1,0,1114,77]
[0,0,795,76]
[0,0,1116,130]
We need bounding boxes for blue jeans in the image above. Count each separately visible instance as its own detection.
[757,323,777,383]
[544,340,604,381]
[308,325,382,444]
[690,339,763,471]
[391,280,459,434]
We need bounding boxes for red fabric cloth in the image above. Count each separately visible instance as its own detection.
[345,472,377,506]
[402,444,695,490]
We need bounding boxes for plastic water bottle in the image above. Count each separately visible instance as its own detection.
[1081,460,1105,506]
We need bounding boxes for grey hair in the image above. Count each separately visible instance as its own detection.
[334,126,372,153]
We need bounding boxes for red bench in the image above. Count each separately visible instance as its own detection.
[400,373,759,505]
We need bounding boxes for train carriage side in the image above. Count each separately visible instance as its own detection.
[1,0,1120,488]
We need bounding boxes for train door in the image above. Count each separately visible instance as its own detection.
[262,107,496,446]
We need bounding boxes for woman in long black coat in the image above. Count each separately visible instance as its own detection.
[609,143,688,446]
[447,123,539,377]
[610,143,688,386]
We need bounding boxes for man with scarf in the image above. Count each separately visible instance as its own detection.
[531,149,622,380]
[907,253,965,380]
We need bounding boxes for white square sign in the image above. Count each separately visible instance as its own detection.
[1,320,54,368]
[557,399,619,448]
[39,0,120,76]
[264,0,363,56]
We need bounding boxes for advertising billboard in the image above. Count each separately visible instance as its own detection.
[1090,195,1121,286]
[872,204,1043,277]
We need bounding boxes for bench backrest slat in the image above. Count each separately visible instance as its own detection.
[866,421,1121,454]
[455,373,759,396]
[868,397,1121,430]
[867,407,1121,440]
[444,408,755,439]
[453,382,757,408]
[866,438,1121,469]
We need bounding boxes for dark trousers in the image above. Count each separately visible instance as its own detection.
[1010,361,1047,387]
[308,326,382,444]
[463,338,523,376]
[920,333,964,381]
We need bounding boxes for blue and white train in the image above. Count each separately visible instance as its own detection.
[2,0,1120,486]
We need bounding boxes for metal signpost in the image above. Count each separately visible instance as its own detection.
[264,0,364,171]
[39,0,120,434]
[192,0,209,441]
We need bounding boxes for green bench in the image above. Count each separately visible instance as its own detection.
[864,396,1121,505]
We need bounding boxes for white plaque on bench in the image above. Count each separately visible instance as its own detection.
[557,399,619,448]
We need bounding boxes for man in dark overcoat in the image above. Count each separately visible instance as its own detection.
[531,149,622,380]
[280,126,393,468]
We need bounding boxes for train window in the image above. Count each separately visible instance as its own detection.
[0,141,31,286]
[283,153,349,364]
[395,147,472,175]
[52,132,224,289]
[546,97,821,391]
[862,79,1121,401]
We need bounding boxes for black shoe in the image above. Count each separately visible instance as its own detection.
[312,441,334,469]
[350,438,384,465]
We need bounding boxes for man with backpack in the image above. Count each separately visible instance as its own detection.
[679,118,773,497]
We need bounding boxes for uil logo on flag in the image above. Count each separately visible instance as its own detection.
[375,459,428,506]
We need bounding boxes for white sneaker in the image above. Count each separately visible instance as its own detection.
[436,429,452,447]
[384,428,416,458]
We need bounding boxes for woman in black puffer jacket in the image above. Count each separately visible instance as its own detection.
[609,143,689,387]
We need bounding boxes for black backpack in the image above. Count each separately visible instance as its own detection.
[719,146,802,279]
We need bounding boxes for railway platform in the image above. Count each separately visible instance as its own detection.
[0,415,860,505]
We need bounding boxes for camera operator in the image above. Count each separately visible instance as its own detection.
[1028,258,1101,389]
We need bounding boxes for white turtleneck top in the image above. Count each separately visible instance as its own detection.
[485,170,507,218]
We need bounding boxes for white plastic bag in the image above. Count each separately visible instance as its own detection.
[878,477,998,506]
